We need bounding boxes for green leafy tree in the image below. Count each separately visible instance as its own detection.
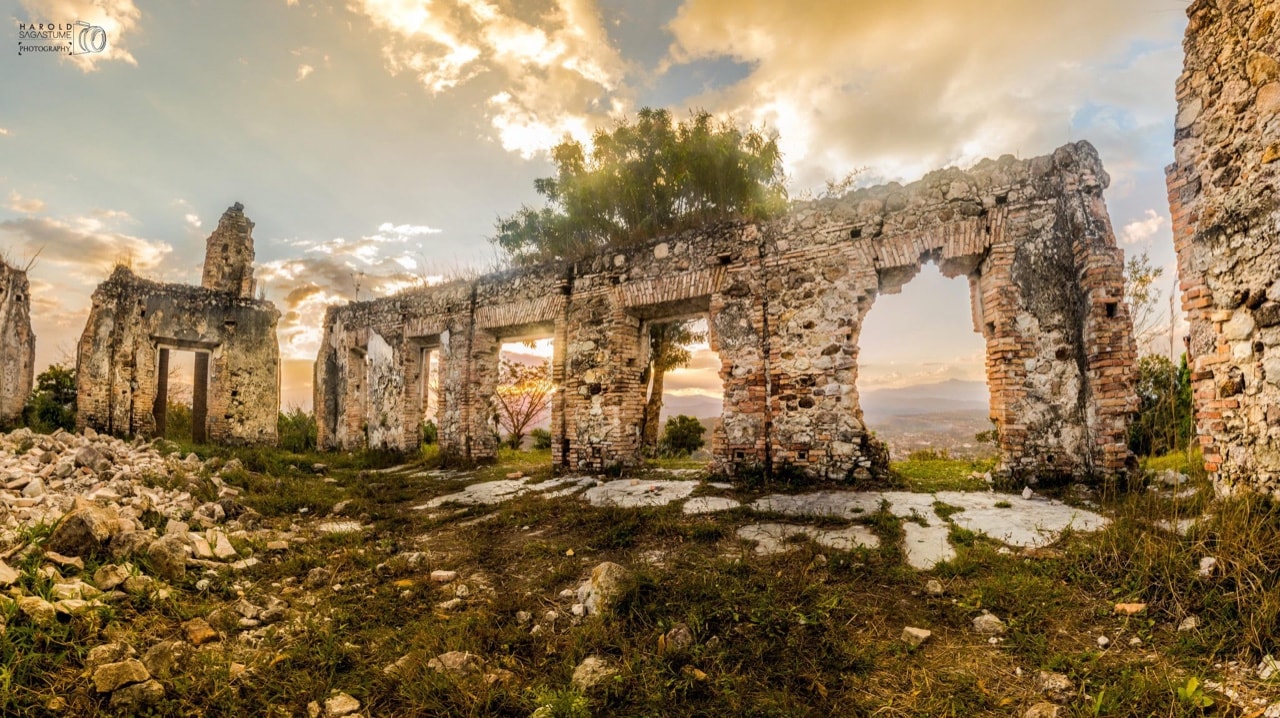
[278,407,318,453]
[660,415,706,457]
[1128,353,1193,457]
[641,321,707,451]
[1124,250,1165,351]
[492,108,787,265]
[23,364,77,433]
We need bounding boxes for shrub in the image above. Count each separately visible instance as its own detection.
[165,401,193,440]
[278,407,318,452]
[530,427,552,450]
[421,419,438,445]
[659,415,705,456]
[22,364,76,433]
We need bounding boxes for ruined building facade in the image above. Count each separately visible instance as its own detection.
[1167,0,1280,493]
[317,142,1137,482]
[76,203,281,444]
[0,259,35,427]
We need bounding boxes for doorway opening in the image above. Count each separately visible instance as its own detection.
[642,316,724,461]
[153,347,211,442]
[855,263,992,462]
[495,336,554,451]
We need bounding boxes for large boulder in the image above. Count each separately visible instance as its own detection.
[146,536,189,581]
[577,562,631,616]
[46,501,131,558]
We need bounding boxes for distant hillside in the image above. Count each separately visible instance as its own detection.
[860,379,988,421]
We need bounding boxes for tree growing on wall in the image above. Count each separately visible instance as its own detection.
[493,358,553,449]
[491,108,788,265]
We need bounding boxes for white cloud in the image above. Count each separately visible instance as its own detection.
[7,191,46,214]
[664,0,1183,188]
[1120,209,1167,245]
[0,128,10,137]
[19,0,143,71]
[351,0,628,156]
[0,214,173,288]
[296,63,314,81]
[184,213,202,229]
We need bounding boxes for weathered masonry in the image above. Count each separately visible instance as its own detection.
[76,203,281,445]
[317,141,1137,482]
[1167,0,1280,493]
[0,258,35,427]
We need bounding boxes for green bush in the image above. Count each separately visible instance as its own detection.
[1129,353,1193,457]
[530,427,552,450]
[278,407,318,453]
[659,415,705,457]
[164,401,193,440]
[421,419,438,445]
[22,364,76,433]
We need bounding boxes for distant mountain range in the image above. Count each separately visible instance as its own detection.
[657,379,990,422]
[859,379,989,421]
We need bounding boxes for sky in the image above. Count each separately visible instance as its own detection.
[0,0,1191,411]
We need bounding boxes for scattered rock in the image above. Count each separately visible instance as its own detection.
[85,643,137,671]
[1024,703,1062,718]
[147,535,188,581]
[571,655,618,691]
[1259,654,1280,681]
[183,617,219,646]
[1198,556,1218,577]
[972,612,1006,635]
[578,561,630,616]
[92,659,150,693]
[1178,615,1201,632]
[323,692,361,717]
[924,579,944,596]
[46,501,130,557]
[17,596,56,627]
[430,570,458,583]
[143,640,192,678]
[662,623,694,653]
[109,679,165,712]
[427,651,483,677]
[901,626,932,648]
[1113,603,1146,616]
[1096,635,1111,649]
[0,560,18,586]
[43,551,85,571]
[1037,671,1074,700]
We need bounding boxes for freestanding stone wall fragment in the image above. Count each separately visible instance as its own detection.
[0,259,35,427]
[318,142,1137,484]
[76,204,281,444]
[1167,0,1280,492]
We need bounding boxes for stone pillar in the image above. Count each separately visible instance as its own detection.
[153,348,170,437]
[201,203,257,299]
[0,260,34,427]
[193,352,209,444]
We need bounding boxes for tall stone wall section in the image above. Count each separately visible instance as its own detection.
[0,260,35,427]
[76,205,281,445]
[201,202,257,298]
[1167,0,1280,492]
[317,141,1137,483]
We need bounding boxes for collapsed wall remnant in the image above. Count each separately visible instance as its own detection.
[76,203,281,444]
[1167,0,1280,493]
[317,141,1137,483]
[0,259,35,427]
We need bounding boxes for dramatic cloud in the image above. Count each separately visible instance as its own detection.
[20,0,143,71]
[7,191,46,214]
[258,221,449,360]
[0,214,172,282]
[665,0,1182,187]
[351,0,629,156]
[1120,209,1168,245]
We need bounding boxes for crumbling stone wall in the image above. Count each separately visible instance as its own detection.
[1167,0,1280,492]
[0,259,35,427]
[76,205,280,445]
[318,142,1137,483]
[202,203,257,298]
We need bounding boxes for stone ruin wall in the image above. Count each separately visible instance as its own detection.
[0,259,35,427]
[318,141,1137,483]
[1167,0,1280,493]
[76,204,281,445]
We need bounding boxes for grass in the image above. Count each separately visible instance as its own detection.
[892,455,996,492]
[2,444,1276,716]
